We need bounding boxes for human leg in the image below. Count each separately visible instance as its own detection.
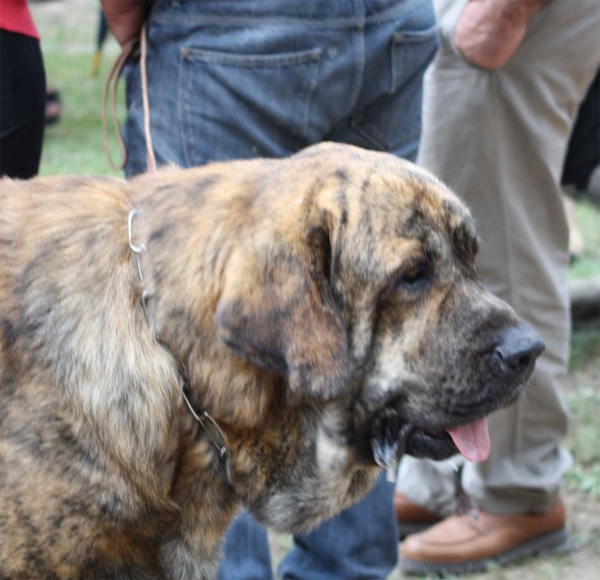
[278,474,398,580]
[400,0,600,518]
[453,0,599,515]
[123,0,361,175]
[218,512,273,580]
[0,30,45,179]
[398,0,600,572]
[397,456,462,519]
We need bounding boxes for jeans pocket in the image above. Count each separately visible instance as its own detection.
[179,46,322,166]
[391,23,439,94]
[349,18,438,155]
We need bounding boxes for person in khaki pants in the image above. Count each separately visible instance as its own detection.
[395,0,600,575]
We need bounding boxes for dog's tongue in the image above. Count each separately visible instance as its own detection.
[446,417,490,463]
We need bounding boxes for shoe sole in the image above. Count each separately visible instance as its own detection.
[399,527,571,576]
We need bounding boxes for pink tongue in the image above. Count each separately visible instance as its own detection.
[446,417,491,463]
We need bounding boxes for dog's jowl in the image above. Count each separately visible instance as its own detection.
[0,143,543,578]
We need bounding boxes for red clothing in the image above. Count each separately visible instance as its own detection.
[0,0,39,39]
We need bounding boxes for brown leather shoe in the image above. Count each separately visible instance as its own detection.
[394,491,441,539]
[400,498,570,576]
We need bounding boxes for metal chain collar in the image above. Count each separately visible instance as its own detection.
[128,209,228,462]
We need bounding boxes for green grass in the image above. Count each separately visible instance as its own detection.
[35,0,125,177]
[564,330,600,497]
[41,49,126,177]
[565,466,600,497]
[565,384,600,468]
[569,329,600,374]
[568,199,600,281]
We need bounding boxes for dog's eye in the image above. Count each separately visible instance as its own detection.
[398,263,430,291]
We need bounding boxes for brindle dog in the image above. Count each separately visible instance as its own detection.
[0,143,543,578]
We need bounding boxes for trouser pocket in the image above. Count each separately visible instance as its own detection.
[179,46,322,165]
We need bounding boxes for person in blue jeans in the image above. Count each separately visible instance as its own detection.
[102,0,439,577]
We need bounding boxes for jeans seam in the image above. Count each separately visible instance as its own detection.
[183,47,323,68]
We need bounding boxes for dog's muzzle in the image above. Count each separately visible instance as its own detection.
[369,320,545,470]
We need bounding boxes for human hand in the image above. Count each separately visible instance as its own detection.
[455,0,546,70]
[100,0,145,47]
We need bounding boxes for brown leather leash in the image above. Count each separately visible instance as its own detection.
[102,23,157,174]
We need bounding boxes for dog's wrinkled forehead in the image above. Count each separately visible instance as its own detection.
[349,165,478,270]
[403,195,478,263]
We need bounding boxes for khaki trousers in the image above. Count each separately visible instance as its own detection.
[399,0,600,515]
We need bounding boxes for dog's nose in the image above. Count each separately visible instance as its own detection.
[494,322,545,373]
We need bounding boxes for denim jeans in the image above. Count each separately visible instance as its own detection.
[219,474,398,580]
[124,0,438,177]
[124,1,438,578]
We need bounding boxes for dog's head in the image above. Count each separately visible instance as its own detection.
[168,143,543,533]
[216,143,542,441]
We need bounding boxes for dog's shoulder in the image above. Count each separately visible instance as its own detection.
[0,171,181,505]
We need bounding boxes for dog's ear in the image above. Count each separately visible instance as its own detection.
[216,223,349,401]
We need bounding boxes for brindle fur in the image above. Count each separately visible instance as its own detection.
[1,143,527,578]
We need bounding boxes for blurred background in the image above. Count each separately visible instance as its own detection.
[31,0,599,578]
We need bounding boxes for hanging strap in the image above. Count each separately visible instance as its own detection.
[102,23,157,174]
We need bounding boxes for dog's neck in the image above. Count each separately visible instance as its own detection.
[126,172,284,431]
[125,204,232,458]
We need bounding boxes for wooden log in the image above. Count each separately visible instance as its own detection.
[569,277,600,324]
